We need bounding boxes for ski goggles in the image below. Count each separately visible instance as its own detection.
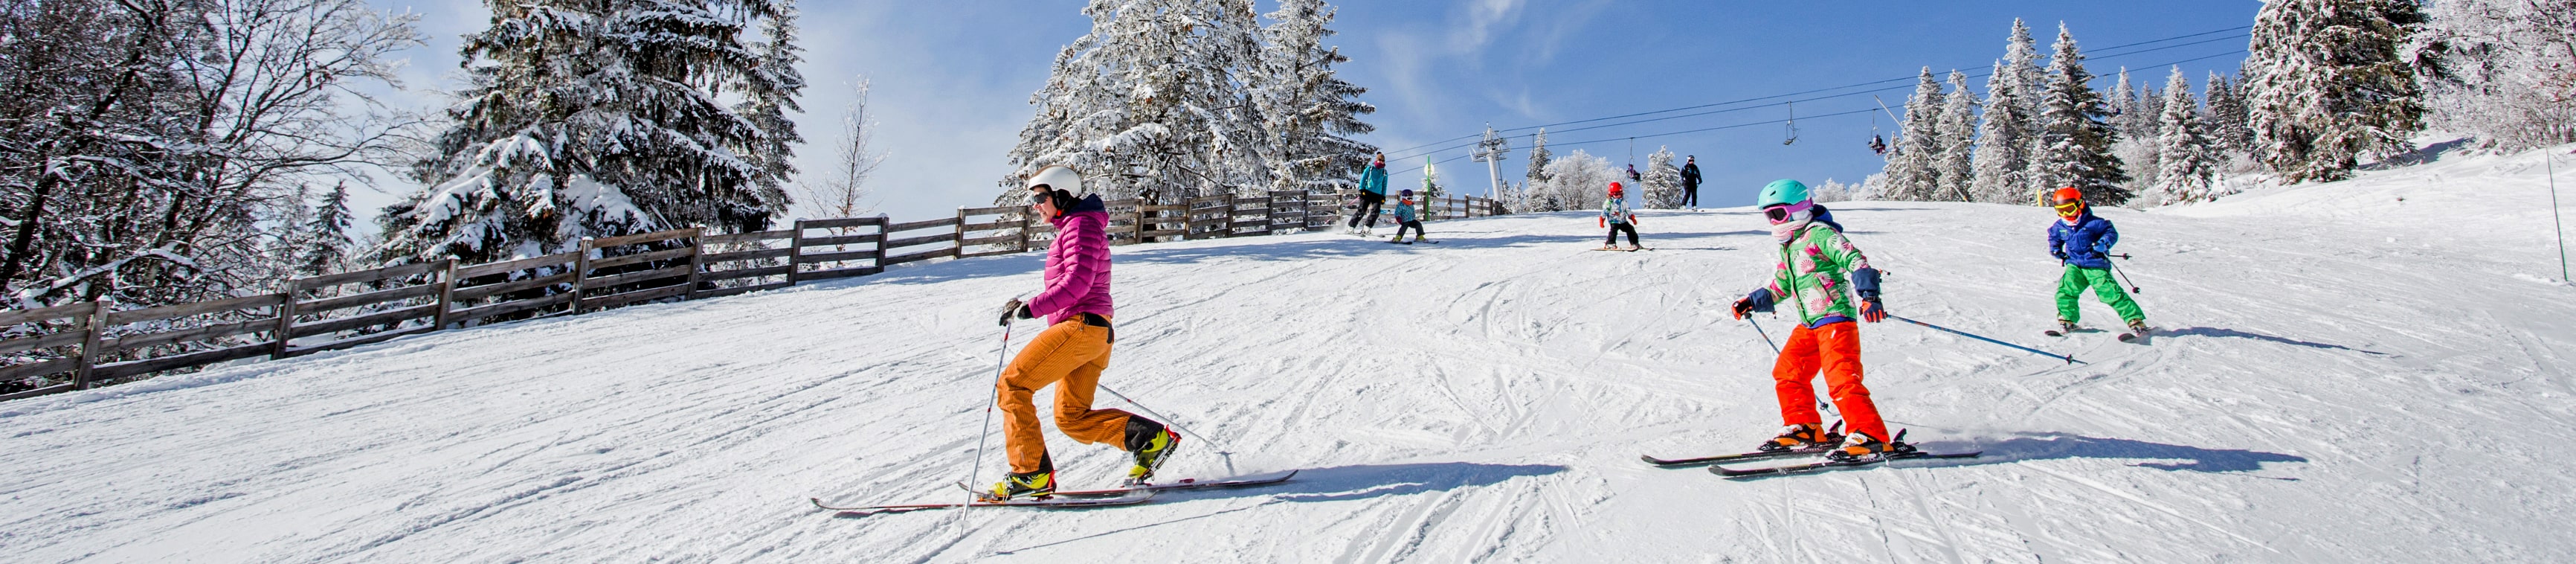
[1761,201,1812,224]
[2052,202,2083,217]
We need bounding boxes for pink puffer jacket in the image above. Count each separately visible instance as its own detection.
[1028,195,1113,324]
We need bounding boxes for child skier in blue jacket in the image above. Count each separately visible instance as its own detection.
[1389,190,1427,244]
[2045,187,2147,337]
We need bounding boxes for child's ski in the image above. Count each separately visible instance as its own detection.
[1710,450,1982,478]
[1640,447,1831,467]
[810,490,1153,514]
[2117,326,2151,343]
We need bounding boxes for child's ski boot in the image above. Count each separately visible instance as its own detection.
[1825,431,1901,463]
[1756,422,1843,452]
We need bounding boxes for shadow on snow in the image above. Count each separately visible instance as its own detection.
[1911,432,2308,477]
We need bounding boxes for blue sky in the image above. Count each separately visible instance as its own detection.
[355,0,2262,227]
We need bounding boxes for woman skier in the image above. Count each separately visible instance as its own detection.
[1600,182,1641,251]
[1348,153,1391,235]
[2044,187,2149,338]
[1729,179,1903,463]
[985,165,1181,501]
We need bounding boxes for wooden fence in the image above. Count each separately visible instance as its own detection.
[0,190,1507,401]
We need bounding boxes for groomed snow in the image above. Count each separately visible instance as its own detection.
[3,145,2572,562]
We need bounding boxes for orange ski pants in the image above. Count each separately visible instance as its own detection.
[998,317,1135,473]
[1771,321,1891,442]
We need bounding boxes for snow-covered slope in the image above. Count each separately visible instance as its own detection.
[4,147,2573,563]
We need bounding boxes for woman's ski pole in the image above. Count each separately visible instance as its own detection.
[1888,314,2084,365]
[962,317,1017,507]
[1098,383,1237,475]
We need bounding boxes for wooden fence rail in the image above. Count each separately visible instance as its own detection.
[0,190,1510,401]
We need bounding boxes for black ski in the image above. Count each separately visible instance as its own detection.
[1051,470,1299,497]
[811,490,1153,514]
[1711,450,1982,478]
[1640,447,1831,467]
[2117,326,2151,343]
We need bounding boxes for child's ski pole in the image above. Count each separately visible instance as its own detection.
[1746,316,1834,414]
[1888,314,2084,365]
[2109,260,2143,294]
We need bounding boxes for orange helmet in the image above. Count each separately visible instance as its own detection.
[2049,187,2084,217]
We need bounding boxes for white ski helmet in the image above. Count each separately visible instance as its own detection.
[1025,165,1081,194]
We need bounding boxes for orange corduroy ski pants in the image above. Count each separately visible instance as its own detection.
[1771,321,1891,442]
[998,318,1136,473]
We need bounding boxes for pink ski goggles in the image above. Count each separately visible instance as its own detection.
[1762,201,1814,224]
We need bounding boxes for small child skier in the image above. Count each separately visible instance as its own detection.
[1388,189,1428,244]
[1730,179,1906,463]
[1600,182,1641,251]
[2044,187,2148,337]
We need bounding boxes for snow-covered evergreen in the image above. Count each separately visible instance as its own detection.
[999,0,1280,204]
[299,184,355,277]
[2027,23,2131,205]
[1970,19,2044,204]
[1933,70,1980,202]
[1522,128,1554,211]
[1260,0,1379,192]
[2244,0,2426,184]
[2415,0,2576,150]
[2151,67,2221,205]
[1878,68,1947,201]
[1640,147,1682,209]
[384,0,804,265]
[2200,72,2254,156]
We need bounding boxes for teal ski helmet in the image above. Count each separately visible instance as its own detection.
[1756,179,1812,208]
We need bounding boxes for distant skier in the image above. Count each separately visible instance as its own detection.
[986,165,1181,501]
[1680,156,1703,209]
[1729,179,1899,463]
[1626,163,1642,182]
[1348,153,1391,235]
[2045,187,2148,338]
[1600,182,1642,251]
[1389,189,1428,244]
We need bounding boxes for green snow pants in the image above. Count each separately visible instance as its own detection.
[2055,264,2144,324]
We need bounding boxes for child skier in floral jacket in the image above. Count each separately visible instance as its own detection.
[1388,189,1427,244]
[1730,179,1904,463]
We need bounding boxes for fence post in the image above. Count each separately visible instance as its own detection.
[1016,212,1030,253]
[74,300,104,389]
[271,278,300,359]
[955,208,970,258]
[1134,203,1149,243]
[788,219,808,283]
[434,260,457,330]
[685,226,707,299]
[869,217,889,272]
[571,237,593,313]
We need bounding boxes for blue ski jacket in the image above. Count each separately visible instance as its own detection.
[2047,211,2119,269]
[1357,164,1389,195]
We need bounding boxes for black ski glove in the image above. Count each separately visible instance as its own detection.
[998,298,1034,326]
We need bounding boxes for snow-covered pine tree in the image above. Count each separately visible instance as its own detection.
[2153,66,2221,204]
[2201,72,2255,156]
[1538,149,1614,212]
[2415,0,2576,150]
[1933,70,1979,202]
[2110,68,2142,138]
[1000,0,1273,205]
[1878,68,1946,200]
[384,0,802,265]
[2244,0,2427,184]
[739,0,807,199]
[1641,146,1682,208]
[299,183,355,277]
[2027,23,2131,205]
[1971,19,2044,204]
[1259,0,1378,192]
[1523,128,1553,211]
